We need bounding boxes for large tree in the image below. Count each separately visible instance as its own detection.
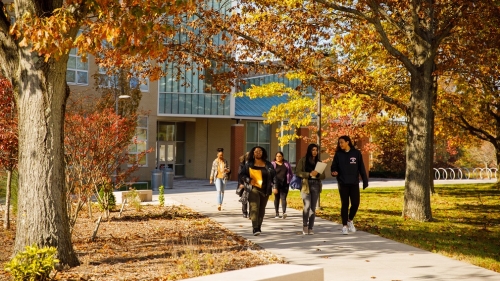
[0,0,199,266]
[438,70,500,170]
[223,0,500,221]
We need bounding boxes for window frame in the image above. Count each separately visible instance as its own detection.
[246,121,271,154]
[128,116,149,167]
[66,47,89,86]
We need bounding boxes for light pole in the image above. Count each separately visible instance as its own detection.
[316,53,334,210]
[113,93,131,188]
[317,91,322,210]
[115,94,131,116]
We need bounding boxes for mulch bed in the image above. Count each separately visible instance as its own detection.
[0,205,285,280]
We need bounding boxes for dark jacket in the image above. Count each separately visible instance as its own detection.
[331,148,368,188]
[241,160,276,196]
[237,161,246,185]
[236,161,247,197]
[296,156,325,194]
[271,160,294,184]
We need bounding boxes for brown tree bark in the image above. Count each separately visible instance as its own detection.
[0,0,80,267]
[403,62,434,221]
[14,49,79,266]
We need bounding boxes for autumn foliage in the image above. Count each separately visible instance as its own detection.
[0,77,17,230]
[64,95,149,228]
[0,77,17,172]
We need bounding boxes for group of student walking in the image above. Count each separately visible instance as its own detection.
[209,136,369,236]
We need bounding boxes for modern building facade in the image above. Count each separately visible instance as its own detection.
[67,52,321,182]
[6,1,370,184]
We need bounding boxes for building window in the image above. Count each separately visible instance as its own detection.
[130,77,149,92]
[67,48,88,85]
[158,62,230,116]
[128,116,148,166]
[98,67,119,88]
[246,121,270,154]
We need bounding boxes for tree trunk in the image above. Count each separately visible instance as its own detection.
[403,68,434,222]
[3,170,12,229]
[14,46,79,266]
[495,138,500,187]
[88,200,93,219]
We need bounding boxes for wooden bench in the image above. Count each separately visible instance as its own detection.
[113,190,152,204]
[182,264,323,281]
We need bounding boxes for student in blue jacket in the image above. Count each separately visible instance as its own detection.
[330,135,368,235]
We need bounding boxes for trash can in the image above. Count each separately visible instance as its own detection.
[162,167,174,189]
[151,169,162,191]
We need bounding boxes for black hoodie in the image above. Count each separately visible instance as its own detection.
[330,148,368,188]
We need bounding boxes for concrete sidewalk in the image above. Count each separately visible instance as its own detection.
[158,178,499,281]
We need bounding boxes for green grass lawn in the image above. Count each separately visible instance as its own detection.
[285,183,500,272]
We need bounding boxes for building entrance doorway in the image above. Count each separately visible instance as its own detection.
[157,122,185,176]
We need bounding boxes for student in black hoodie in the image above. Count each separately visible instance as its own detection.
[330,135,368,235]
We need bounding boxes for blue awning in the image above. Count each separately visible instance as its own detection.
[235,95,289,118]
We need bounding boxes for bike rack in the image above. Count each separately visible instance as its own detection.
[432,167,498,180]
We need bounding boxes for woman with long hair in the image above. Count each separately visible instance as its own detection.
[296,143,325,235]
[271,151,294,219]
[240,146,276,236]
[209,148,230,211]
[330,135,368,235]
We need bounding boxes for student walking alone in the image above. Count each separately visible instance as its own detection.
[271,152,294,219]
[209,148,231,211]
[330,136,368,235]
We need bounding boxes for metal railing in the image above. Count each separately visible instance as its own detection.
[433,167,498,180]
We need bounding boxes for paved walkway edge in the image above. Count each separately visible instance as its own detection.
[159,179,499,281]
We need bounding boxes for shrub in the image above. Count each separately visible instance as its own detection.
[159,185,165,207]
[370,121,406,175]
[4,244,59,281]
[98,186,116,211]
[124,188,142,211]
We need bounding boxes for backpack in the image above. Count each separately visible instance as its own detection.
[290,175,302,190]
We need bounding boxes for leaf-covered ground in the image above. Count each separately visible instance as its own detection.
[0,205,284,281]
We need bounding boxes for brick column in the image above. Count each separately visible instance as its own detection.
[230,124,245,181]
[356,136,370,178]
[296,127,310,165]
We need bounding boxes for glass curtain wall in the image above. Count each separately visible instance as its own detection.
[158,0,231,116]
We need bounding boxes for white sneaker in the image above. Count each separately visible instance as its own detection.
[347,221,356,233]
[275,213,280,218]
[341,226,348,235]
[303,226,308,235]
[282,213,287,219]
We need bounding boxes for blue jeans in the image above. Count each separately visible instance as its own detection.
[301,179,320,229]
[215,178,225,205]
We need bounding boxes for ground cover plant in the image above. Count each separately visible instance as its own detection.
[286,183,500,272]
[0,205,284,280]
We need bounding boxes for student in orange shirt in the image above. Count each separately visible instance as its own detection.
[209,148,231,211]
